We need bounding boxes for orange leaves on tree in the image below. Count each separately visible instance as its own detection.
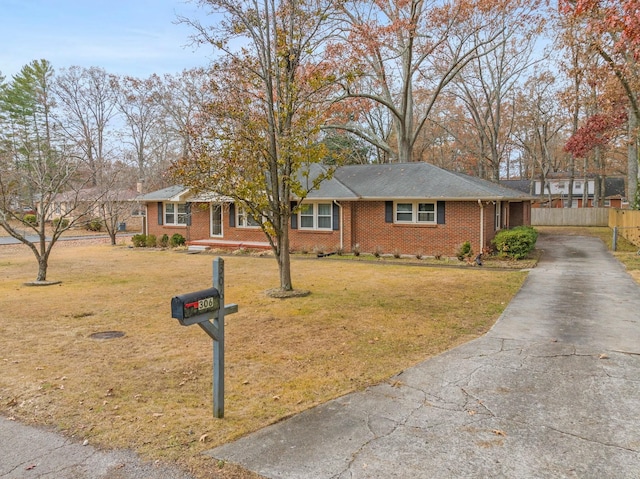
[560,0,640,58]
[564,109,627,158]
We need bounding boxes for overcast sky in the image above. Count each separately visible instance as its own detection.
[0,0,214,79]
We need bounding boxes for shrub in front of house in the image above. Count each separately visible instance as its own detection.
[456,241,472,261]
[170,233,186,247]
[132,234,147,247]
[145,234,157,248]
[24,214,37,226]
[52,218,70,229]
[86,218,103,231]
[159,234,169,248]
[492,226,538,260]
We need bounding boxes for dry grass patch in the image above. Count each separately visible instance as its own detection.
[0,243,527,478]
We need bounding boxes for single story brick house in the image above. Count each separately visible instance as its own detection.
[137,162,532,257]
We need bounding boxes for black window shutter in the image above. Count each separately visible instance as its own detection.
[186,203,192,226]
[332,203,339,230]
[290,201,297,229]
[385,201,393,223]
[437,201,446,224]
[157,202,163,225]
[229,203,235,227]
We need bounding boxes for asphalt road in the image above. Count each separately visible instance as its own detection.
[0,235,114,245]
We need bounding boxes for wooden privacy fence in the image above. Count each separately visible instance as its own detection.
[531,208,610,227]
[609,209,640,247]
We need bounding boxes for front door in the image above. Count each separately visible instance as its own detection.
[211,204,222,237]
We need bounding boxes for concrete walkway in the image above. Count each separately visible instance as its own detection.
[206,234,640,478]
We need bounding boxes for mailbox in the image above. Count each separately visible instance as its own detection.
[171,287,220,326]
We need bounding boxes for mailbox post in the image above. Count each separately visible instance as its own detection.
[171,258,237,418]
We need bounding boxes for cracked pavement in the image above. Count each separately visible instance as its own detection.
[205,234,640,478]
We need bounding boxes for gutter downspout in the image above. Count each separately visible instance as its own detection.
[333,200,343,250]
[478,199,484,254]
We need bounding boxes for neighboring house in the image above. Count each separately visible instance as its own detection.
[37,187,143,230]
[137,162,532,257]
[501,175,627,209]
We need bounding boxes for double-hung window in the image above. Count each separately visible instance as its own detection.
[237,206,260,228]
[299,202,332,230]
[395,202,436,224]
[165,203,188,225]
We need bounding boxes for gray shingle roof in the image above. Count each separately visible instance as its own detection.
[139,163,532,203]
[136,185,187,202]
[316,163,531,200]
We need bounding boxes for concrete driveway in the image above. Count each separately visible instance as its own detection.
[206,234,640,478]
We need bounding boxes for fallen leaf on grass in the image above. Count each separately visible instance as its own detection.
[199,433,209,443]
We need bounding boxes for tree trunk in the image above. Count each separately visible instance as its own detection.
[37,255,48,282]
[277,226,293,291]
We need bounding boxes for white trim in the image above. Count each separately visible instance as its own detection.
[236,205,260,229]
[210,203,223,237]
[164,202,188,226]
[298,202,333,230]
[394,201,436,224]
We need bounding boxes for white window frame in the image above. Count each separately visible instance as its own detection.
[495,201,501,231]
[394,202,436,224]
[164,202,188,226]
[236,206,260,228]
[298,202,333,230]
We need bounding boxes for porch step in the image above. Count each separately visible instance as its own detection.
[186,240,271,250]
[187,245,210,253]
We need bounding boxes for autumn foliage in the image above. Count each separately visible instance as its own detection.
[564,109,627,158]
[559,0,640,58]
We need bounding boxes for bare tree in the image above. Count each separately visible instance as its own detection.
[513,71,568,205]
[112,75,166,192]
[0,60,97,282]
[150,69,212,161]
[55,66,119,186]
[450,1,545,181]
[325,0,506,163]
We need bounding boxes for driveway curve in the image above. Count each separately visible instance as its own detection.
[207,234,640,478]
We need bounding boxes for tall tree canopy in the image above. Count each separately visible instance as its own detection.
[559,0,640,205]
[325,0,511,163]
[174,0,338,292]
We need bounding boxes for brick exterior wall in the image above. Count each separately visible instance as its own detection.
[350,201,491,257]
[145,199,531,257]
[146,202,190,240]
